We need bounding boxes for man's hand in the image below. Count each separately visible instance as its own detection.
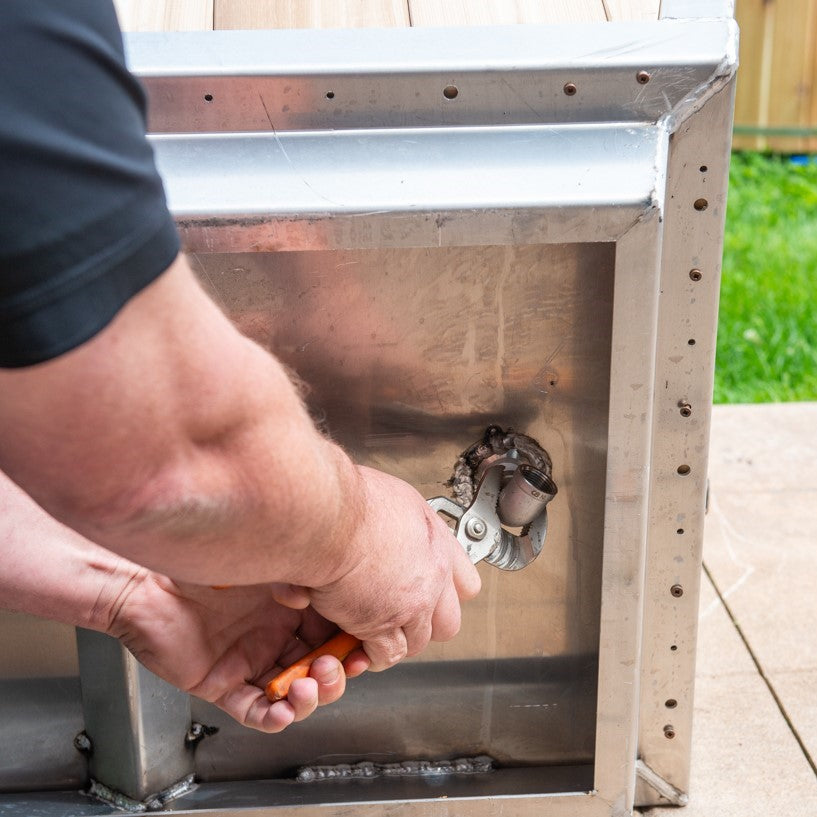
[0,470,359,732]
[108,576,365,732]
[303,467,481,672]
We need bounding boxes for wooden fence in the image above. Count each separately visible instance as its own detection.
[733,0,817,152]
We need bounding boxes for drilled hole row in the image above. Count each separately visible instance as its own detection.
[201,71,662,105]
[662,159,713,740]
[203,86,461,102]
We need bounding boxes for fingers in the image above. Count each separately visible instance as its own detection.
[269,583,311,610]
[217,683,303,733]
[427,504,481,602]
[430,579,462,643]
[309,654,346,705]
[451,539,482,601]
[214,656,347,733]
[403,615,433,658]
[343,647,371,679]
[285,677,320,722]
[361,628,408,672]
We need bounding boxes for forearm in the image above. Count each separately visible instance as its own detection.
[0,254,480,671]
[110,360,364,587]
[0,255,363,587]
[0,469,141,631]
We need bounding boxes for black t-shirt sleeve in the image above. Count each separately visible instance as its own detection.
[0,0,180,368]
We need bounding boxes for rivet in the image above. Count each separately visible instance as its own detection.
[465,517,487,541]
[636,71,651,84]
[563,82,577,96]
[185,722,219,747]
[694,198,708,211]
[671,584,684,598]
[74,731,93,754]
[689,268,703,282]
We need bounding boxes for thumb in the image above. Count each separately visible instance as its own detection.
[269,583,311,610]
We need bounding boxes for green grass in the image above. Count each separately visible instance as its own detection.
[715,152,817,403]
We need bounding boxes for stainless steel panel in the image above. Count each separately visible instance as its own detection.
[0,678,85,793]
[124,22,734,133]
[635,73,737,808]
[185,242,613,784]
[0,612,78,679]
[190,657,598,781]
[154,123,661,252]
[195,243,612,639]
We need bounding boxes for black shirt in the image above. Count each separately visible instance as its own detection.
[0,0,180,368]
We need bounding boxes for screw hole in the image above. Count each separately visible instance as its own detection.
[677,464,691,475]
[665,699,678,709]
[688,339,696,346]
[694,198,708,211]
[664,725,676,739]
[677,528,684,535]
[204,93,214,102]
[325,91,335,100]
[636,70,651,84]
[699,165,708,172]
[671,584,684,598]
[443,85,459,100]
[563,82,577,96]
[670,645,678,651]
[689,268,703,282]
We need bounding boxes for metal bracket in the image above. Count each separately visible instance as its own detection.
[75,629,195,802]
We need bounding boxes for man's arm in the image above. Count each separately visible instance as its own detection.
[0,254,480,669]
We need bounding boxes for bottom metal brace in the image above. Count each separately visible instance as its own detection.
[636,759,689,807]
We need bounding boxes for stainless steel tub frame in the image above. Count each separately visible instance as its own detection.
[0,2,736,814]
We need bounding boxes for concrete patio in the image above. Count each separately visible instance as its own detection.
[640,402,817,815]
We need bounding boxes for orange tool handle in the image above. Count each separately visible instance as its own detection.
[265,631,362,702]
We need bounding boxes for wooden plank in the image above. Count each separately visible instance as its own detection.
[765,0,814,152]
[407,0,608,26]
[603,0,660,21]
[806,0,817,152]
[732,0,771,150]
[113,0,213,31]
[214,0,410,29]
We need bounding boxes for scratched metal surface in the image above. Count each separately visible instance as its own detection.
[186,241,613,777]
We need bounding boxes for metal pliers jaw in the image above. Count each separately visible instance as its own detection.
[427,456,556,572]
